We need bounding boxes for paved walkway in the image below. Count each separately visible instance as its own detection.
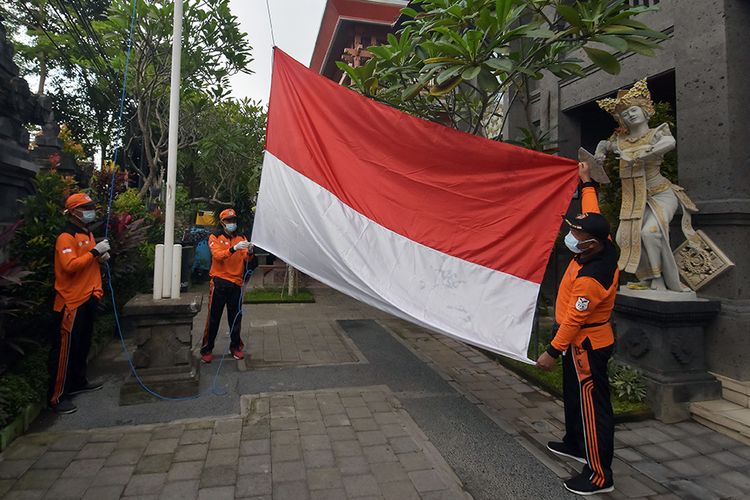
[1,286,750,499]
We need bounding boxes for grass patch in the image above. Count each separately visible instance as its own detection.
[490,352,652,421]
[244,288,315,304]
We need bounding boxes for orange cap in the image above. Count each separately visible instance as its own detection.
[65,193,94,211]
[219,208,237,220]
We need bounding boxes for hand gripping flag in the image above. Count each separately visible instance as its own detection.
[253,49,579,363]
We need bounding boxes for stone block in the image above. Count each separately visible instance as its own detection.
[82,485,125,500]
[235,473,272,497]
[31,451,77,470]
[60,459,105,478]
[135,454,173,474]
[119,294,202,405]
[197,485,235,500]
[199,465,236,488]
[167,461,203,482]
[240,439,270,456]
[124,473,167,496]
[159,480,198,500]
[91,465,134,486]
[380,479,420,500]
[307,467,343,490]
[273,480,309,500]
[343,474,380,497]
[174,444,208,462]
[272,460,306,482]
[303,450,335,469]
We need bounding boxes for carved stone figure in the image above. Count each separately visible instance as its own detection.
[594,79,731,292]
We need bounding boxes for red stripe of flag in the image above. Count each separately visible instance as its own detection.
[266,48,578,283]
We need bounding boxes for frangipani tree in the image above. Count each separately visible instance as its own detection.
[339,0,665,143]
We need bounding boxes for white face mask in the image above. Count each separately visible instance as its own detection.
[224,223,237,233]
[564,232,595,254]
[80,210,97,224]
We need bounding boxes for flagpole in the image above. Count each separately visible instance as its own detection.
[160,0,183,299]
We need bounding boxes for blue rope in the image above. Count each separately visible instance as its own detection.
[100,0,245,401]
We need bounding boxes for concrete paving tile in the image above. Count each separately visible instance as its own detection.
[235,473,272,497]
[49,435,89,452]
[174,444,208,462]
[669,479,720,500]
[611,473,657,497]
[6,490,46,500]
[12,468,61,490]
[303,450,336,469]
[124,473,167,496]
[351,418,379,432]
[159,480,198,500]
[167,460,204,481]
[152,426,184,440]
[197,485,234,500]
[357,430,387,447]
[408,469,445,493]
[116,433,151,449]
[208,432,240,450]
[380,479,420,500]
[76,442,116,459]
[205,447,239,467]
[214,418,242,435]
[307,467,343,490]
[240,438,271,456]
[135,453,173,474]
[44,477,91,499]
[237,455,271,475]
[328,426,356,441]
[4,444,47,461]
[272,460,306,482]
[332,440,362,458]
[82,485,125,500]
[0,460,34,479]
[719,470,750,492]
[695,476,746,499]
[199,465,236,488]
[104,448,144,466]
[144,439,179,456]
[337,455,370,476]
[398,451,431,472]
[91,465,134,486]
[309,487,346,500]
[707,450,749,468]
[179,429,212,445]
[363,444,397,464]
[299,420,327,436]
[343,474,381,497]
[272,443,302,463]
[323,414,351,427]
[273,480,309,500]
[369,461,409,483]
[301,434,331,452]
[31,451,77,470]
[60,458,105,478]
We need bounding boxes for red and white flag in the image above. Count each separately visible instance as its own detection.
[253,49,578,363]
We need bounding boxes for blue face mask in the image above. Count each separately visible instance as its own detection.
[224,223,237,233]
[80,210,97,224]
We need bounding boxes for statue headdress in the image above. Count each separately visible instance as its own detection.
[597,78,655,118]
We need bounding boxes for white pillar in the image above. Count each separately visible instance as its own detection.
[153,244,164,300]
[161,0,184,298]
[171,244,182,299]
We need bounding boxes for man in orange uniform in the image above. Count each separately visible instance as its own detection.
[48,193,110,414]
[536,162,618,495]
[200,208,254,363]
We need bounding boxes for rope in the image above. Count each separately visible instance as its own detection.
[265,0,277,47]
[100,0,247,401]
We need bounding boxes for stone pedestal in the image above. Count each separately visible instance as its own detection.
[119,293,203,405]
[614,288,721,423]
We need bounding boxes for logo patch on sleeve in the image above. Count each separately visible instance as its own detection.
[62,248,73,254]
[575,297,590,311]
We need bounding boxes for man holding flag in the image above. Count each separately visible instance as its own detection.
[200,208,254,363]
[536,161,618,495]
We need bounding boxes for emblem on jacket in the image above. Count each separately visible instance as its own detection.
[575,297,590,311]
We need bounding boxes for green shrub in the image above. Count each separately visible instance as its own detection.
[0,375,38,428]
[113,188,148,220]
[609,361,647,403]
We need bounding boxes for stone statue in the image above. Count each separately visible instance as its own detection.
[594,79,701,292]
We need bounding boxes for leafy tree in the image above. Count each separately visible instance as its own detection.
[180,98,266,208]
[339,0,666,143]
[102,0,254,197]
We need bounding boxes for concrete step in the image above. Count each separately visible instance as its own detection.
[691,399,750,447]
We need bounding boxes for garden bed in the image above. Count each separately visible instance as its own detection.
[244,288,315,304]
[0,313,115,451]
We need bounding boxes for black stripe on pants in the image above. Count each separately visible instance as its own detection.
[201,277,243,354]
[562,338,614,487]
[48,296,96,405]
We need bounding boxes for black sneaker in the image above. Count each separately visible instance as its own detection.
[50,399,78,415]
[547,441,586,464]
[69,381,103,396]
[564,471,614,496]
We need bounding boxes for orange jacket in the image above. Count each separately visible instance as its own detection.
[208,231,253,286]
[549,184,618,356]
[53,223,104,312]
